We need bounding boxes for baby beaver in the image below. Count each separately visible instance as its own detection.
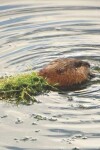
[38,58,93,88]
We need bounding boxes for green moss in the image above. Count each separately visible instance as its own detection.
[0,72,57,105]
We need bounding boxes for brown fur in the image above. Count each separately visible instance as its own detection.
[38,58,92,88]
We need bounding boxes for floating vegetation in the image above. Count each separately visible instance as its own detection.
[0,66,99,105]
[0,72,57,105]
[94,66,100,72]
[91,66,100,84]
[14,136,37,142]
[34,114,47,121]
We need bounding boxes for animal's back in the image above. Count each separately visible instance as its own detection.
[38,58,92,88]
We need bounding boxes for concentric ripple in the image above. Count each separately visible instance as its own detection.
[0,0,100,150]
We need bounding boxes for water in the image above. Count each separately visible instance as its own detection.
[0,0,100,149]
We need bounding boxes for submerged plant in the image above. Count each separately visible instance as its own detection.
[0,72,57,105]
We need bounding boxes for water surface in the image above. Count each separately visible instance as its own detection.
[0,0,100,149]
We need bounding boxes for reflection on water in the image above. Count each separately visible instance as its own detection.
[0,0,100,149]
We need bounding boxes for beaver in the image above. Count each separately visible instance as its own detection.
[38,58,93,88]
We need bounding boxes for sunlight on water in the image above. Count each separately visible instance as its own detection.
[0,0,100,149]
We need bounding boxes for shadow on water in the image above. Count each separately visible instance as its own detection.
[4,146,27,150]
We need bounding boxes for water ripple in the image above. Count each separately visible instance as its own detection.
[0,0,100,149]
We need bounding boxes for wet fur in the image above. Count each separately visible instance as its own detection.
[38,58,92,88]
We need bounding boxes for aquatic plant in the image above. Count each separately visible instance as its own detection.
[0,65,99,105]
[0,72,56,105]
[94,66,100,72]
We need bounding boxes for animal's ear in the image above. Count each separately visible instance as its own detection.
[74,61,83,68]
[83,62,90,67]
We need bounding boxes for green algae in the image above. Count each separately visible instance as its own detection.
[0,72,57,105]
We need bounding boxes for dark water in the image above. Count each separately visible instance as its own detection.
[0,0,100,150]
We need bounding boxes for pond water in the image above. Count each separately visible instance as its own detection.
[0,0,100,149]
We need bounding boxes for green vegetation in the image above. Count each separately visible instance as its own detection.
[0,66,99,105]
[94,66,100,72]
[0,72,57,105]
[92,66,100,84]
